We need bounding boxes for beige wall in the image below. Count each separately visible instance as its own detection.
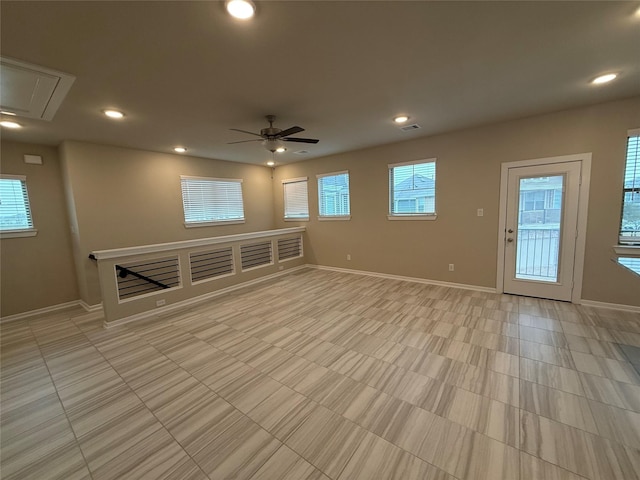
[3,97,639,316]
[59,141,276,306]
[274,97,640,307]
[0,142,79,316]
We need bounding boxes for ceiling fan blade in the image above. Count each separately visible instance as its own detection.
[229,128,263,137]
[227,139,263,144]
[282,137,319,144]
[276,126,304,138]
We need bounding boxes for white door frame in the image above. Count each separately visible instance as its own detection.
[496,153,591,303]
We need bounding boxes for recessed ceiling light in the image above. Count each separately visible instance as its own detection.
[226,0,255,19]
[591,73,618,85]
[267,160,275,167]
[394,115,409,124]
[174,147,187,153]
[275,146,286,153]
[0,120,22,129]
[103,109,125,119]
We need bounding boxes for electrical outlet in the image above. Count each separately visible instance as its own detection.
[448,264,454,271]
[347,254,351,261]
[156,299,166,307]
[477,208,484,217]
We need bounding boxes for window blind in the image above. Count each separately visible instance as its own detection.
[0,176,33,231]
[318,172,350,217]
[283,178,309,219]
[181,176,244,225]
[389,160,436,215]
[620,133,640,242]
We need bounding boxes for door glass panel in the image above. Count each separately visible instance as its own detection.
[515,175,564,282]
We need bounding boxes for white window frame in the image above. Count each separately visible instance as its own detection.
[317,170,351,221]
[619,128,640,246]
[388,159,437,221]
[282,177,309,221]
[0,174,37,238]
[180,175,245,228]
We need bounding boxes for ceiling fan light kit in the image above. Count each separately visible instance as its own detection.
[263,138,285,153]
[228,115,319,153]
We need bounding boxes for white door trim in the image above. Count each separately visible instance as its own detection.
[496,153,591,303]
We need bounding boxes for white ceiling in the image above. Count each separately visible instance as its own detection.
[1,1,639,166]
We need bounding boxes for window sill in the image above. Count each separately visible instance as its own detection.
[184,220,245,228]
[318,216,351,221]
[284,217,309,222]
[614,245,640,256]
[0,228,38,239]
[387,214,437,221]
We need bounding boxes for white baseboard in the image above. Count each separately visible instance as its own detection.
[1,299,104,324]
[1,300,82,324]
[104,264,309,328]
[579,299,640,313]
[307,264,497,294]
[79,300,103,313]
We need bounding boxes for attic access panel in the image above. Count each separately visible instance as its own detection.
[0,57,75,121]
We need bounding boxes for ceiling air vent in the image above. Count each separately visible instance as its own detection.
[0,57,75,121]
[399,124,421,132]
[294,150,309,155]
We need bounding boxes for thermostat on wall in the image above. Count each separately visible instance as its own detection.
[24,154,42,165]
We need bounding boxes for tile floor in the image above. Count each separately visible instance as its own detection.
[2,268,640,480]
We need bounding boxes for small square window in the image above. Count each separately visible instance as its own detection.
[620,132,640,243]
[389,160,436,218]
[180,176,245,227]
[0,175,36,237]
[317,171,350,219]
[283,177,309,220]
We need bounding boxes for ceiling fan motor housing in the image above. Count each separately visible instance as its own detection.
[261,127,282,137]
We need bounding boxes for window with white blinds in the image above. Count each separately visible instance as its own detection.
[317,171,350,218]
[283,177,309,220]
[620,131,640,243]
[0,175,35,235]
[389,159,436,218]
[180,176,245,226]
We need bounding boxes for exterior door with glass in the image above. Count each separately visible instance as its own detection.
[502,161,581,301]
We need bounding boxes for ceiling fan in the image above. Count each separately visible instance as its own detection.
[228,115,319,153]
